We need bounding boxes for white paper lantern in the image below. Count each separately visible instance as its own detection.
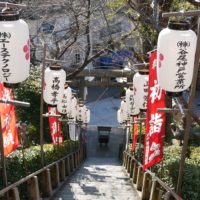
[125,88,140,116]
[69,124,79,141]
[43,66,66,105]
[0,12,30,83]
[77,104,86,122]
[133,72,149,110]
[85,109,90,124]
[117,109,123,124]
[120,100,127,122]
[69,96,77,122]
[157,21,197,93]
[81,105,87,122]
[57,86,72,115]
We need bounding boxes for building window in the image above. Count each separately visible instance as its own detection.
[75,53,81,63]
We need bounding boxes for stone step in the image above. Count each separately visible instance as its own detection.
[53,158,140,200]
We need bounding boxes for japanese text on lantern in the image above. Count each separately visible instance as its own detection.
[61,93,68,114]
[129,94,136,113]
[51,76,60,104]
[175,41,189,90]
[143,81,148,108]
[0,32,11,81]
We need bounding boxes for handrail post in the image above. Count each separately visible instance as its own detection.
[8,187,20,200]
[129,158,134,178]
[123,151,126,166]
[132,162,138,184]
[71,154,75,172]
[74,152,77,169]
[136,166,144,191]
[125,153,128,170]
[65,156,71,176]
[59,160,66,182]
[150,180,160,200]
[127,155,131,173]
[80,146,83,162]
[28,176,40,200]
[41,168,52,197]
[51,163,60,189]
[141,172,152,200]
[78,148,81,166]
[164,191,175,200]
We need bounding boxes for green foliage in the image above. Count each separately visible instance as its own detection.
[0,140,79,190]
[130,143,200,199]
[171,0,195,12]
[14,65,42,144]
[107,0,126,10]
[153,145,200,200]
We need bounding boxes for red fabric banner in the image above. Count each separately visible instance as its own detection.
[143,51,166,169]
[0,83,19,156]
[132,117,138,151]
[48,107,64,144]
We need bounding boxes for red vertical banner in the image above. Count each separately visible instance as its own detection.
[0,83,19,156]
[132,116,138,151]
[48,107,64,144]
[143,51,166,169]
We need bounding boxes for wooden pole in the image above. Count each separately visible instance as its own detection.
[125,123,130,150]
[0,117,8,189]
[138,121,143,161]
[162,10,200,18]
[176,16,200,195]
[0,2,27,8]
[40,44,47,167]
[0,99,30,107]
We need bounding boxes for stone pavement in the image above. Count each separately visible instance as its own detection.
[53,157,140,200]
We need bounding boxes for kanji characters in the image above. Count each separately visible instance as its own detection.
[149,113,163,136]
[150,80,162,103]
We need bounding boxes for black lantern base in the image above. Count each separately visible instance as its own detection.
[48,104,57,107]
[3,82,20,88]
[140,109,147,112]
[166,92,183,97]
[130,114,140,117]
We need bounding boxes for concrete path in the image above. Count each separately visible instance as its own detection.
[53,157,140,200]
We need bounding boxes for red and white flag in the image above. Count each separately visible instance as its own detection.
[143,51,166,169]
[0,83,19,156]
[48,107,64,144]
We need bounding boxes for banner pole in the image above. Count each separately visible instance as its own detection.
[40,44,47,167]
[0,117,8,193]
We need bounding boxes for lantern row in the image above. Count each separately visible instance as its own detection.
[0,11,196,124]
[117,72,149,124]
[118,20,197,124]
[43,64,90,124]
